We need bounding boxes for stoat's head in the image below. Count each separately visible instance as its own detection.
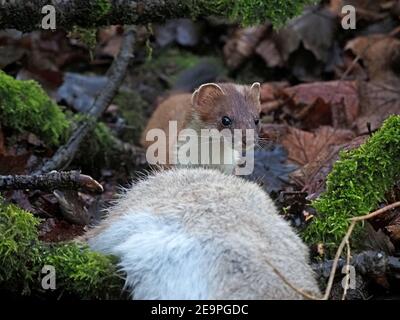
[191,82,261,151]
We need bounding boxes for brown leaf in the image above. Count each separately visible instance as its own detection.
[329,0,391,21]
[386,225,400,244]
[281,126,355,167]
[259,82,289,114]
[277,8,337,63]
[291,135,368,198]
[345,35,400,85]
[260,82,289,102]
[256,37,284,68]
[356,81,400,133]
[223,25,269,69]
[282,81,360,128]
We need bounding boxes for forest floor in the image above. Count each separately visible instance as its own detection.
[1,0,400,299]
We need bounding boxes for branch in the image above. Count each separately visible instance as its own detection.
[34,25,135,174]
[322,201,400,299]
[0,0,218,32]
[0,171,103,194]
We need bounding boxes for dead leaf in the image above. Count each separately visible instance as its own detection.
[345,35,400,84]
[356,81,400,133]
[329,0,391,21]
[277,7,337,63]
[260,82,289,102]
[291,135,368,198]
[282,81,360,128]
[223,25,269,69]
[256,37,284,68]
[259,82,289,114]
[281,126,355,167]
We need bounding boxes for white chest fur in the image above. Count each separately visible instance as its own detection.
[174,131,240,174]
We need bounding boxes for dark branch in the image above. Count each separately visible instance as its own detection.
[0,0,215,32]
[34,25,136,174]
[0,171,103,194]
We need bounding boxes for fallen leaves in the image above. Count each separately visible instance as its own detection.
[281,126,355,167]
[281,81,360,128]
[345,34,400,84]
[223,25,269,69]
[356,81,400,132]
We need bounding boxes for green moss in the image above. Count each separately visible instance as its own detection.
[93,0,112,18]
[69,26,98,54]
[0,198,124,299]
[303,115,400,253]
[0,71,69,146]
[94,121,115,150]
[0,199,40,294]
[42,244,123,299]
[192,0,317,27]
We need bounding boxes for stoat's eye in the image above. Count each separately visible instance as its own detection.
[221,116,232,127]
[254,118,260,125]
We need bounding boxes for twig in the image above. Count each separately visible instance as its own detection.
[34,26,136,174]
[264,258,322,300]
[323,201,400,299]
[351,202,400,222]
[0,171,103,194]
[323,220,357,300]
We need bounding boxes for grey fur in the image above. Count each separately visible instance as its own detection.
[87,168,321,299]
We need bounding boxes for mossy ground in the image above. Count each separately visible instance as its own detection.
[0,198,124,299]
[303,115,400,254]
[0,71,70,146]
[192,0,317,27]
[0,70,122,171]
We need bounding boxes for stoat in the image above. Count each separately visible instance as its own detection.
[140,83,262,174]
[87,168,321,300]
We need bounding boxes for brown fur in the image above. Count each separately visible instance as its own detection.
[140,83,261,167]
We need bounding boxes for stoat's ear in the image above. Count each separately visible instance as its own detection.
[249,82,261,103]
[191,83,225,107]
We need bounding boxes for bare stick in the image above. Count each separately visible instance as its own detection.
[323,220,356,300]
[0,171,103,194]
[264,259,322,300]
[323,201,400,299]
[351,201,400,222]
[34,26,136,174]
